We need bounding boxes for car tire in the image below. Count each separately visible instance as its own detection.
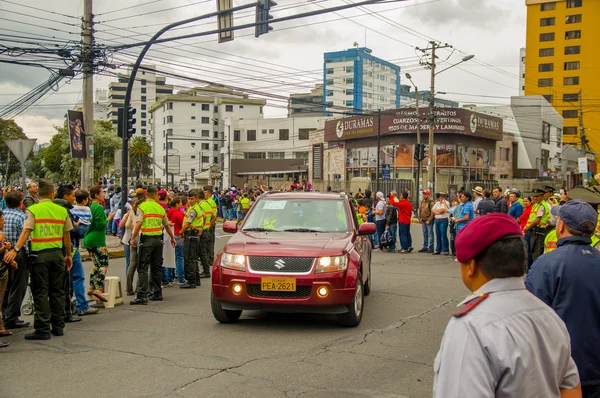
[363,263,372,296]
[211,291,242,323]
[338,273,364,327]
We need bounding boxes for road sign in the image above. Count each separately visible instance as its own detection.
[381,164,391,180]
[167,155,180,175]
[5,139,36,164]
[578,157,588,174]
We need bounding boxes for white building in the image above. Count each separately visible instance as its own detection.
[323,47,400,115]
[519,48,526,96]
[94,89,108,121]
[149,85,266,187]
[106,65,173,138]
[476,95,563,176]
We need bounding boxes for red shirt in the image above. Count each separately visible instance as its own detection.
[519,205,532,229]
[391,196,412,224]
[167,207,184,235]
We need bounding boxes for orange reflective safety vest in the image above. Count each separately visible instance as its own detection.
[28,200,68,252]
[138,200,166,236]
[544,229,558,253]
[207,197,218,219]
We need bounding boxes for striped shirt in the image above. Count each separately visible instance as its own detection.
[71,205,92,226]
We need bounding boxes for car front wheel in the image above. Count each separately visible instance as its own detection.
[338,273,364,327]
[363,263,372,296]
[211,291,242,323]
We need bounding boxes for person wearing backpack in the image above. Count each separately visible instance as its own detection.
[383,195,398,252]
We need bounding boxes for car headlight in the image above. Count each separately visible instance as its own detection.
[316,255,348,273]
[220,253,246,271]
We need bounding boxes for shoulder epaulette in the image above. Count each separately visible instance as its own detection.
[452,293,490,318]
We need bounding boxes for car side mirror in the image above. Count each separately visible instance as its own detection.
[358,222,376,236]
[223,221,238,234]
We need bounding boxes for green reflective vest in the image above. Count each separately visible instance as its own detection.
[592,214,600,247]
[29,200,68,252]
[544,229,558,253]
[263,216,277,230]
[139,200,165,236]
[540,200,550,228]
[199,201,212,230]
[240,197,250,210]
[190,203,205,230]
[207,197,218,218]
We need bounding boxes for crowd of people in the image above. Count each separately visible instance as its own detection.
[0,179,225,346]
[349,183,600,266]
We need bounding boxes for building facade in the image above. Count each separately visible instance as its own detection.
[288,85,323,117]
[323,47,401,116]
[149,85,266,187]
[106,65,173,137]
[475,95,564,178]
[227,116,323,187]
[524,0,599,155]
[308,107,505,193]
[399,85,459,108]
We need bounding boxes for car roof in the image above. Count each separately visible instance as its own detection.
[260,191,347,200]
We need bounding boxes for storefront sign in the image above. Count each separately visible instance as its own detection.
[324,107,503,142]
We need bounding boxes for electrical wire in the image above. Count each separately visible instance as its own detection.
[97,0,213,24]
[0,0,80,20]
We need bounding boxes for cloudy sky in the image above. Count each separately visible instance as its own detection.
[0,0,526,143]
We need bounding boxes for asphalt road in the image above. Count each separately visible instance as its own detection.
[1,225,468,398]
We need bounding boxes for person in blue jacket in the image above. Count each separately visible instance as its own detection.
[525,199,600,398]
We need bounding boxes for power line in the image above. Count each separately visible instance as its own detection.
[0,16,79,36]
[0,7,80,27]
[0,0,80,20]
[96,0,163,16]
[97,0,213,24]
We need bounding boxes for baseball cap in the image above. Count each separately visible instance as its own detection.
[158,189,168,199]
[128,189,135,195]
[550,200,598,234]
[456,213,523,263]
[132,188,145,197]
[423,190,431,195]
[376,191,384,200]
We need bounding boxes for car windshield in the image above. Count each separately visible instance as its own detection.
[242,198,350,233]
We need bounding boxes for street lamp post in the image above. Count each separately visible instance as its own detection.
[405,73,421,207]
[427,44,474,195]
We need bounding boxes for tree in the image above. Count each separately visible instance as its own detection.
[0,119,29,183]
[93,120,121,179]
[129,136,152,180]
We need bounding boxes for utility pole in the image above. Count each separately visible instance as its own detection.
[227,123,232,187]
[578,89,586,156]
[81,0,94,189]
[375,109,381,193]
[427,41,436,195]
[415,89,421,208]
[165,133,169,190]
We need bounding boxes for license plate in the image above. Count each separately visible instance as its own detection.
[261,278,296,291]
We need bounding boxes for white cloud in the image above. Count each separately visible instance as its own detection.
[14,115,64,144]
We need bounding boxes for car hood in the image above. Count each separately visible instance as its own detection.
[225,231,354,257]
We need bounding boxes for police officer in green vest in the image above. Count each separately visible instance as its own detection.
[130,186,177,304]
[523,189,549,262]
[4,179,73,340]
[198,190,213,278]
[179,189,204,289]
[204,186,218,266]
[239,193,250,221]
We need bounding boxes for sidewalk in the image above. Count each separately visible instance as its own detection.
[80,235,125,260]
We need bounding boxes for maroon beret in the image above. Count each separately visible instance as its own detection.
[455,213,523,263]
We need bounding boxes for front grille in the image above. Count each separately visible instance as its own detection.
[248,256,315,273]
[247,284,312,299]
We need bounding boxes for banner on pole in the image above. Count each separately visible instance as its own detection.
[68,110,87,158]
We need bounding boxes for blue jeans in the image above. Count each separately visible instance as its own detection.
[221,206,229,220]
[399,223,412,251]
[71,249,89,312]
[105,209,111,234]
[375,220,386,249]
[388,223,398,251]
[124,244,130,274]
[237,210,244,221]
[434,219,449,253]
[77,224,88,239]
[162,267,175,283]
[175,236,185,283]
[421,221,434,250]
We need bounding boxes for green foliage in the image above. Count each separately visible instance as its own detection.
[93,120,121,179]
[0,119,29,182]
[129,136,152,179]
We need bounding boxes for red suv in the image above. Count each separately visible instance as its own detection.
[211,192,376,327]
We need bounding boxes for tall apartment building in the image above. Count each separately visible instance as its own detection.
[149,85,266,186]
[323,47,400,116]
[106,65,173,137]
[524,0,599,155]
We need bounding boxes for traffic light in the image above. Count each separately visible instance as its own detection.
[191,170,195,181]
[413,144,426,162]
[117,107,124,138]
[255,0,277,37]
[126,106,137,138]
[418,144,426,161]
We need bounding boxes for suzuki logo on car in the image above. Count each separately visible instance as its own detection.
[274,259,286,269]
